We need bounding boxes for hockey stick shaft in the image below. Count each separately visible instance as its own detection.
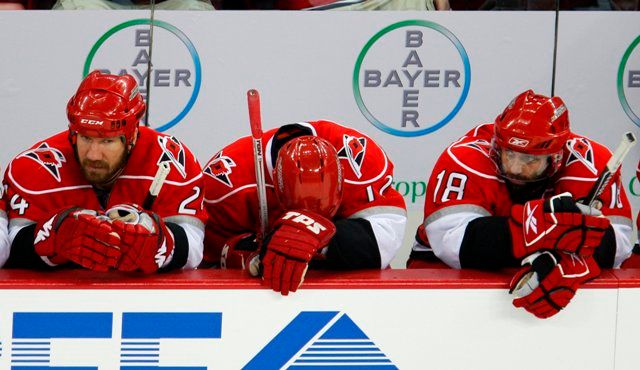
[143,161,171,210]
[584,131,636,207]
[247,89,269,247]
[143,0,156,127]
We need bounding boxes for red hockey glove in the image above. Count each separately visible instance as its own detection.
[107,204,175,274]
[509,192,610,259]
[509,251,600,318]
[220,233,261,276]
[34,207,121,272]
[262,210,336,296]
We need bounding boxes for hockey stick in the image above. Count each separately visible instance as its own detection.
[143,161,171,210]
[143,0,156,127]
[583,131,636,207]
[512,131,637,298]
[247,89,269,249]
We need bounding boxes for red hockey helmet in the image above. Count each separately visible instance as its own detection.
[67,70,145,148]
[274,136,343,218]
[492,90,570,182]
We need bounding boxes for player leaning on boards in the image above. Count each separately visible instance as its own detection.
[202,119,407,295]
[2,71,206,272]
[410,90,634,318]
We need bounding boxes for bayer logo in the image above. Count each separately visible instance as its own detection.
[353,20,470,137]
[84,19,201,132]
[618,35,640,128]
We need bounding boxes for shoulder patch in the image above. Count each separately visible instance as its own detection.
[454,138,493,159]
[157,136,187,178]
[20,142,66,182]
[565,137,597,175]
[337,134,367,179]
[445,137,502,181]
[203,151,236,188]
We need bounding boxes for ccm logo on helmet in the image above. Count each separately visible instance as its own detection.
[282,211,327,235]
[80,118,104,125]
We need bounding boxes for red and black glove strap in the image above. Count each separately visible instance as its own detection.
[6,224,51,269]
[159,222,189,272]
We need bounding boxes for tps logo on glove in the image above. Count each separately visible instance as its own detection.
[281,211,327,235]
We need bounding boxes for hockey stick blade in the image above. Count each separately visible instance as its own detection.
[584,131,636,207]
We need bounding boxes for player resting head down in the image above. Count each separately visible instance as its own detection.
[202,120,407,295]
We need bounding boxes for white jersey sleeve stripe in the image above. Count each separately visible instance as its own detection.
[425,211,487,269]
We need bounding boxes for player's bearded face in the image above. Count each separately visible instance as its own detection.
[76,134,128,185]
[499,149,550,184]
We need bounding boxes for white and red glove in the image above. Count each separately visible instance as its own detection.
[220,233,261,276]
[34,207,121,272]
[262,210,336,296]
[107,204,175,274]
[509,251,601,318]
[509,192,610,259]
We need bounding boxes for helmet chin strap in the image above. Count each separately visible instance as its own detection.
[504,176,551,204]
[94,165,125,190]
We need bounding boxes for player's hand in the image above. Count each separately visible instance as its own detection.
[34,207,121,272]
[509,192,610,258]
[220,233,261,276]
[107,204,175,274]
[262,210,336,296]
[509,251,600,318]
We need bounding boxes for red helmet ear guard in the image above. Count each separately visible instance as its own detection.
[67,70,146,148]
[493,90,570,179]
[274,136,343,218]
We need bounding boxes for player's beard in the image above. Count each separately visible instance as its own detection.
[80,154,127,187]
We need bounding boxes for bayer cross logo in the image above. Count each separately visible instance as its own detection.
[618,35,640,128]
[84,19,201,132]
[353,20,470,137]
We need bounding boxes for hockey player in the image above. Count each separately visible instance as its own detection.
[0,173,9,267]
[410,90,633,318]
[3,71,206,272]
[203,120,407,295]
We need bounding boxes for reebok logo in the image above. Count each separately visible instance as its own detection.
[508,137,529,148]
[525,203,538,235]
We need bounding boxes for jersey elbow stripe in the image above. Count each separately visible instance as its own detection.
[204,183,274,204]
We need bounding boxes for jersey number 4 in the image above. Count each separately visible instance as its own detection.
[433,170,467,203]
[10,194,29,215]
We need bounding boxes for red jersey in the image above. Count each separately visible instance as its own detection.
[4,126,207,228]
[203,120,406,265]
[415,123,633,268]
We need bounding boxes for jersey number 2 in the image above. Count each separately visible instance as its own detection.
[178,186,201,215]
